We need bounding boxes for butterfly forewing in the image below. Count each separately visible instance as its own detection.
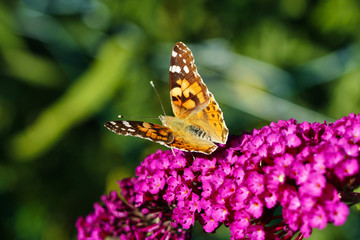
[169,42,210,119]
[105,121,174,144]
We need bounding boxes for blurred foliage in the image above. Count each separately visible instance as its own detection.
[0,0,360,239]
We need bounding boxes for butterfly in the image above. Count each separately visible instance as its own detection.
[105,42,228,154]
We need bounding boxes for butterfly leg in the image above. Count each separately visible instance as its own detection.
[171,148,176,156]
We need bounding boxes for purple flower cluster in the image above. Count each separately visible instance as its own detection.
[76,178,190,240]
[77,113,360,239]
[134,114,359,239]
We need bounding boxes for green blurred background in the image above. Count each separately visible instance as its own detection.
[1,0,360,239]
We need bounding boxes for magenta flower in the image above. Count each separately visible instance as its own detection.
[76,177,190,240]
[77,113,360,240]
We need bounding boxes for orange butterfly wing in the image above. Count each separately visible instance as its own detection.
[168,42,228,144]
[169,42,210,119]
[105,120,174,145]
[186,92,228,144]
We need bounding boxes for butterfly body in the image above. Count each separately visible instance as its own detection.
[161,116,211,140]
[105,42,228,155]
[160,115,217,152]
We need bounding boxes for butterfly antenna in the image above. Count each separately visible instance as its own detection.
[150,81,167,116]
[117,115,158,120]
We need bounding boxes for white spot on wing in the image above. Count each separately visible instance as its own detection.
[170,65,176,73]
[183,65,189,74]
[123,121,131,128]
[172,50,177,57]
[170,65,182,73]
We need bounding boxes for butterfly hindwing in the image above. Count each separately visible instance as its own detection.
[105,121,174,145]
[186,92,228,144]
[168,136,217,154]
[169,42,210,119]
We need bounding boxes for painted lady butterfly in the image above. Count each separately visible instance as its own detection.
[105,42,228,154]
